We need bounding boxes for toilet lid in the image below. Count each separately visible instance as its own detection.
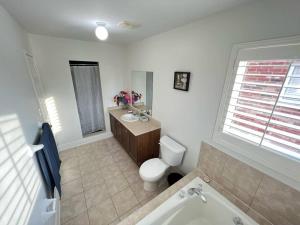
[139,158,169,181]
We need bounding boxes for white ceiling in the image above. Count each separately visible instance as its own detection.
[0,0,252,44]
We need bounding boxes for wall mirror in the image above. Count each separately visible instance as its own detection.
[131,71,153,115]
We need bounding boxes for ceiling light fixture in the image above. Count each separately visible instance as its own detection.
[95,22,109,41]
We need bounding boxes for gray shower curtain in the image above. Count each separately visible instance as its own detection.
[70,64,105,136]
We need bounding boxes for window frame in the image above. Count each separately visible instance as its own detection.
[213,36,300,190]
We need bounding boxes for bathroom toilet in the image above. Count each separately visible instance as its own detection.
[139,136,186,191]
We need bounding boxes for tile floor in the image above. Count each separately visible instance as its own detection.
[59,137,168,225]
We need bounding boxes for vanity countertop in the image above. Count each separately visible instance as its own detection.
[108,108,161,136]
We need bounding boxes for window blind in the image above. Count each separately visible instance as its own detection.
[223,60,300,159]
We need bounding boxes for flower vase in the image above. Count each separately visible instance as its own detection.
[122,104,129,110]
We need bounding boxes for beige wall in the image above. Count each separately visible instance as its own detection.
[199,142,300,225]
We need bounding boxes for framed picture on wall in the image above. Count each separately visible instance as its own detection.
[173,72,190,91]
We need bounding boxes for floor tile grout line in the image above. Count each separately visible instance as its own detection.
[80,174,91,225]
[60,137,164,225]
[60,194,86,224]
[80,146,99,224]
[111,187,140,219]
[128,184,147,204]
[60,189,85,204]
[110,195,122,221]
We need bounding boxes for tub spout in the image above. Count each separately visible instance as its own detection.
[187,184,207,203]
[200,194,207,203]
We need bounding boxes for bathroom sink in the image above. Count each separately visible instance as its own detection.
[121,113,139,122]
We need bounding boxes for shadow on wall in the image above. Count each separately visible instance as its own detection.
[0,114,41,225]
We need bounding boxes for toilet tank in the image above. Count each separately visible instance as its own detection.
[160,136,186,166]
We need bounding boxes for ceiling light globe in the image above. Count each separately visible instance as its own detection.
[95,26,108,41]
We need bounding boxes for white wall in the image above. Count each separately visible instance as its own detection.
[127,0,300,180]
[0,5,47,225]
[29,35,127,150]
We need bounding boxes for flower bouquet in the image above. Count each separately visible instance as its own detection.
[114,91,131,108]
[131,91,142,103]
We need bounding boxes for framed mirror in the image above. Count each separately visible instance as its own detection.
[131,71,153,115]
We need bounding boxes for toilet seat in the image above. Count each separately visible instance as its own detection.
[139,158,169,182]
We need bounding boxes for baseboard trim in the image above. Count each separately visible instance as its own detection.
[58,132,113,151]
[54,188,60,225]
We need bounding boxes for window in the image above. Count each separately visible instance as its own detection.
[224,59,300,159]
[214,37,300,189]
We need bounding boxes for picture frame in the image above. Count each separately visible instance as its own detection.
[173,71,190,91]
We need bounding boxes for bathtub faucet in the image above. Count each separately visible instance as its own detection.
[187,184,207,203]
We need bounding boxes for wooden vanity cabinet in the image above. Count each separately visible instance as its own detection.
[109,114,160,166]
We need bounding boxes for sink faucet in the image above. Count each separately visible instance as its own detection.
[187,184,207,203]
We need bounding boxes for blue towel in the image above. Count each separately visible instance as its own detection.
[38,123,62,197]
[42,123,61,169]
[36,149,55,197]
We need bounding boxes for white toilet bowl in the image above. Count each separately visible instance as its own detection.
[139,136,186,191]
[139,158,169,191]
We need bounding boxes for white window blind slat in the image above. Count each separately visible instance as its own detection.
[266,127,300,141]
[283,85,300,89]
[224,129,262,144]
[276,102,300,110]
[262,139,300,159]
[228,102,273,114]
[224,121,264,137]
[269,119,300,130]
[234,81,282,87]
[223,60,300,158]
[225,115,267,130]
[223,124,262,144]
[231,89,278,96]
[237,73,286,77]
[227,109,269,122]
[230,96,276,105]
[272,111,300,121]
[263,135,300,150]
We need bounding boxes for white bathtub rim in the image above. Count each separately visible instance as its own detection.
[137,177,259,225]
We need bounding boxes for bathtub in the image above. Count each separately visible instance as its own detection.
[137,177,258,225]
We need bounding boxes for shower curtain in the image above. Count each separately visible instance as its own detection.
[70,64,105,136]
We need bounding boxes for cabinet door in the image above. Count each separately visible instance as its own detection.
[128,132,138,161]
[115,119,122,141]
[120,124,130,152]
[110,114,116,136]
[123,125,129,152]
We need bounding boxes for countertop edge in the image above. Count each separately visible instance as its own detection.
[109,109,161,136]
